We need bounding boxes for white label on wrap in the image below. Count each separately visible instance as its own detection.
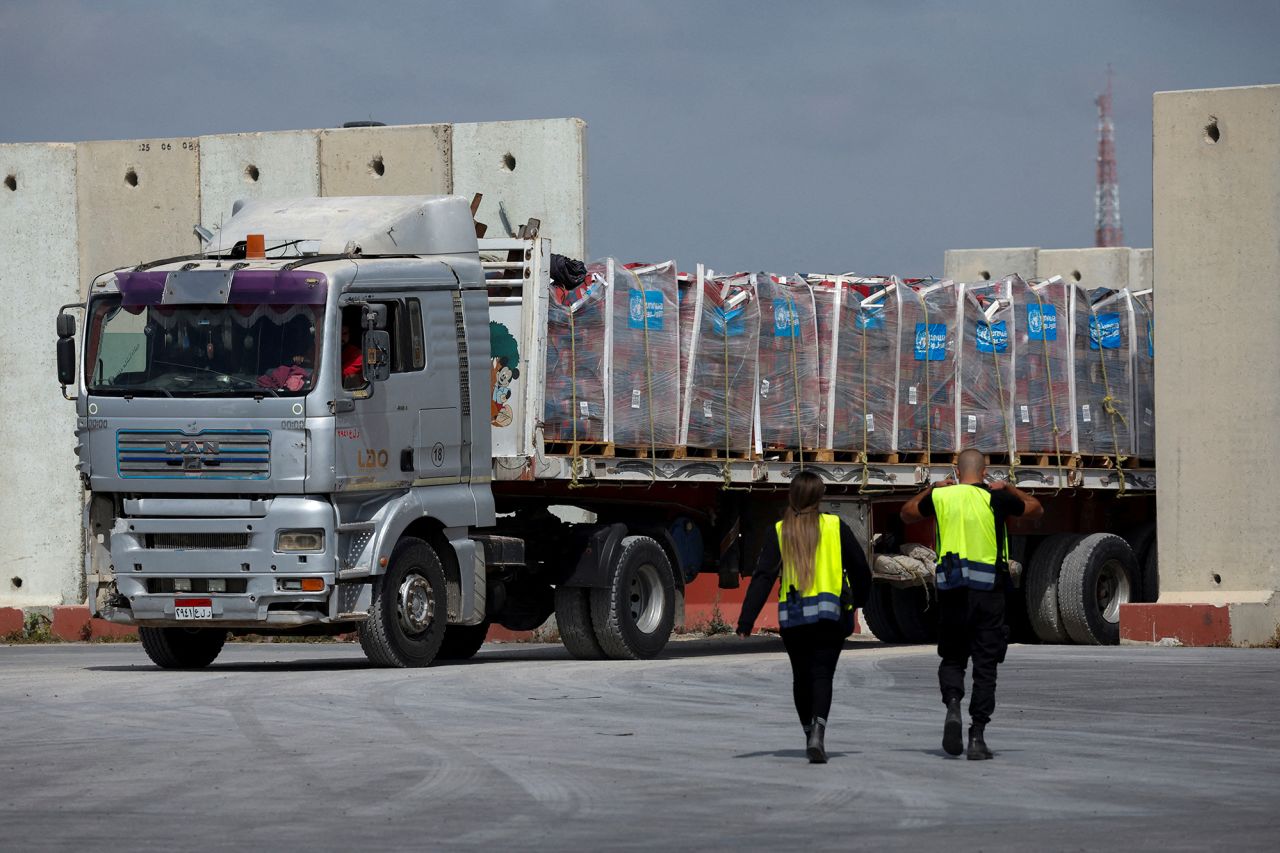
[580,401,590,417]
[760,378,770,399]
[908,385,918,405]
[1020,405,1030,423]
[1081,403,1091,423]
[703,400,713,419]
[865,413,875,432]
[967,414,977,433]
[1143,407,1153,426]
[631,389,641,410]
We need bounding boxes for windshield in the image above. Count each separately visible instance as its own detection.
[85,298,324,397]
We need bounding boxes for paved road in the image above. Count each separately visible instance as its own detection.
[1,637,1276,851]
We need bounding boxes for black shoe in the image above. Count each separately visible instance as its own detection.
[943,698,964,756]
[806,717,828,764]
[967,725,993,760]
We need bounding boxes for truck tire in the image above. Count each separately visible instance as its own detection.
[138,627,227,669]
[889,585,938,644]
[862,582,903,643]
[1141,544,1159,604]
[359,537,448,667]
[1059,533,1137,646]
[435,622,490,661]
[1025,533,1082,644]
[554,586,605,659]
[1123,522,1157,602]
[590,536,675,660]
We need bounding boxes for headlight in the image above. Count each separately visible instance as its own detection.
[275,529,325,553]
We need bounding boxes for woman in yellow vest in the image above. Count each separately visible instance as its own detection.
[737,471,872,763]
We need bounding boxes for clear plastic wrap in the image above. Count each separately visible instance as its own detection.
[957,277,1016,454]
[681,272,761,453]
[756,275,821,450]
[828,279,899,454]
[896,281,958,453]
[811,281,838,449]
[611,261,681,447]
[677,270,696,427]
[1011,276,1074,455]
[543,264,608,442]
[1132,290,1155,460]
[1072,286,1136,458]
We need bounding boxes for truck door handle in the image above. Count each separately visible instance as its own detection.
[329,399,355,414]
[401,448,415,472]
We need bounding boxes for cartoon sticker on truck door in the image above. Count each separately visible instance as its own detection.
[490,322,520,428]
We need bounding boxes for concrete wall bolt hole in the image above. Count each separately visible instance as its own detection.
[10,576,21,589]
[369,155,385,178]
[125,168,139,188]
[1071,270,1082,282]
[245,164,260,183]
[502,152,517,171]
[3,174,15,192]
[1204,116,1220,144]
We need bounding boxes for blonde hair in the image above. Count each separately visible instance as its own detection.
[780,471,825,591]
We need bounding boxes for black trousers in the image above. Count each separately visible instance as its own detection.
[937,587,1008,726]
[780,620,846,726]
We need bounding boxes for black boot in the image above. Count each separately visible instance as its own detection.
[943,698,964,756]
[967,725,993,760]
[806,717,828,764]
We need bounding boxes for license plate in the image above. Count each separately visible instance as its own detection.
[174,598,213,619]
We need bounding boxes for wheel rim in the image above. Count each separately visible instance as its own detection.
[397,573,435,636]
[1096,558,1131,623]
[629,562,664,635]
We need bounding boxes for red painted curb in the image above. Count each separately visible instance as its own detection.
[1120,602,1232,646]
[0,607,24,637]
[50,606,138,641]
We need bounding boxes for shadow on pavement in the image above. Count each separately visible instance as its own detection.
[733,749,853,759]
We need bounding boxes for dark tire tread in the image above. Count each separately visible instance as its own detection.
[138,627,227,669]
[589,536,676,660]
[1025,533,1081,644]
[1058,533,1137,646]
[358,537,448,668]
[555,585,605,659]
[862,583,903,643]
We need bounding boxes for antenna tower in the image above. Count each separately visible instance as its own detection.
[1094,66,1123,247]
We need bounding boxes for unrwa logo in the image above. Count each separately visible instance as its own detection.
[1028,309,1043,335]
[915,326,929,352]
[629,291,645,324]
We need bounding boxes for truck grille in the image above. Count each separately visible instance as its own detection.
[145,533,252,550]
[117,430,271,479]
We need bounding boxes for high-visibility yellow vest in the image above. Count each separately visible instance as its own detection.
[775,513,846,627]
[932,484,1002,590]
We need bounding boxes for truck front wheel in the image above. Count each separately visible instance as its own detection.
[436,622,490,661]
[359,537,449,667]
[138,627,227,669]
[590,536,675,660]
[1058,533,1137,646]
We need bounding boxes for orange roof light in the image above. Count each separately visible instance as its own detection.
[246,233,266,259]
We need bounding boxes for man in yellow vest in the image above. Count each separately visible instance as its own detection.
[900,449,1043,759]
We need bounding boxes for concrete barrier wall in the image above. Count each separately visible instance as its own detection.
[200,131,320,229]
[1151,85,1280,620]
[453,119,587,260]
[0,143,84,605]
[1129,247,1154,293]
[1,119,586,609]
[1037,247,1133,290]
[942,247,1039,282]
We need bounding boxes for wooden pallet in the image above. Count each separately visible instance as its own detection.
[678,445,756,461]
[899,451,958,466]
[543,441,613,458]
[824,450,900,464]
[760,447,831,463]
[1077,453,1141,470]
[610,444,682,460]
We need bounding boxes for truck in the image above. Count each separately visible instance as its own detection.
[55,195,1156,668]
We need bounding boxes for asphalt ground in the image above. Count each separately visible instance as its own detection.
[1,637,1277,851]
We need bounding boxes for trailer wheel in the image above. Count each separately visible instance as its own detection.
[435,622,490,661]
[1123,523,1157,602]
[554,586,605,659]
[138,627,227,669]
[862,582,903,643]
[1141,543,1159,604]
[590,536,675,660]
[1025,533,1082,644]
[359,537,448,667]
[889,585,938,644]
[1059,533,1137,646]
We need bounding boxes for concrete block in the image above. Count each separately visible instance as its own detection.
[50,605,137,641]
[942,248,1038,282]
[1130,247,1154,292]
[199,130,320,231]
[1153,84,1280,604]
[0,143,83,608]
[1120,602,1232,646]
[0,607,23,636]
[453,118,587,260]
[1037,247,1132,290]
[319,124,451,197]
[76,136,201,291]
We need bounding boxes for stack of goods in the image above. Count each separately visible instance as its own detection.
[756,275,821,451]
[956,277,1016,454]
[612,261,681,448]
[544,263,608,442]
[828,278,899,455]
[681,272,761,454]
[1131,290,1156,461]
[1011,276,1074,456]
[896,281,957,454]
[1072,286,1136,458]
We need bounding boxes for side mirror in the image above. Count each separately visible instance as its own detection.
[362,330,392,383]
[362,304,388,331]
[56,312,77,387]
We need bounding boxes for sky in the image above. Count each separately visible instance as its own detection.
[2,0,1278,274]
